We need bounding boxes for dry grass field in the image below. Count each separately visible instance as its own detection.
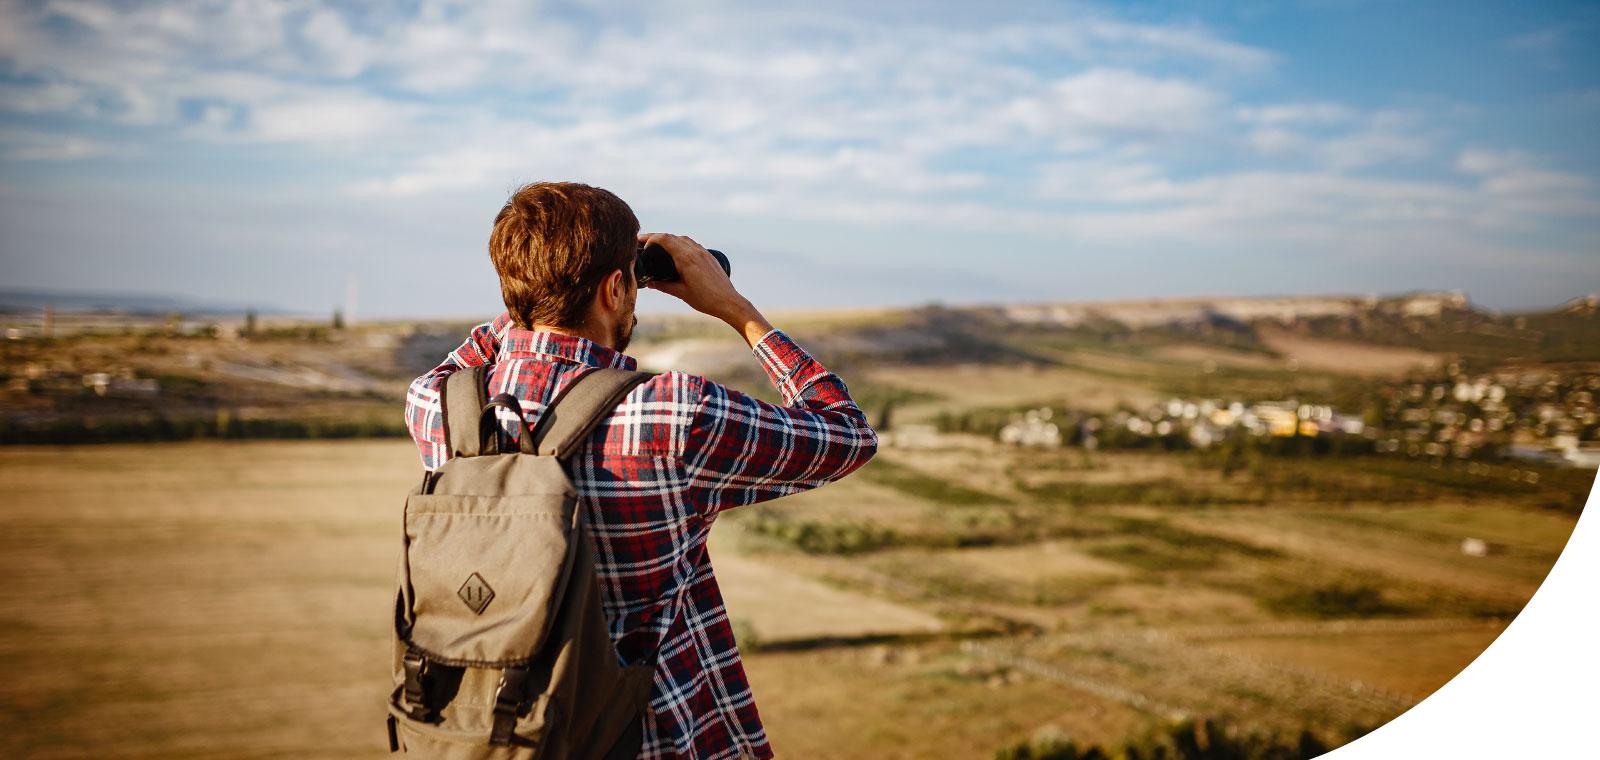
[0,438,1585,758]
[0,441,405,759]
[865,364,1165,424]
[4,295,1597,757]
[1255,328,1442,376]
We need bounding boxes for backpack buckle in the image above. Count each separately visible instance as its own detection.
[489,666,529,746]
[401,651,436,722]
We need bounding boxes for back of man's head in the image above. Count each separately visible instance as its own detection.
[489,182,639,329]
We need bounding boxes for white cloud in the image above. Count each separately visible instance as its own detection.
[1507,27,1567,69]
[1247,127,1306,157]
[0,1,1261,152]
[2,0,1596,312]
[248,93,418,142]
[41,0,118,31]
[300,7,378,79]
[1053,170,1480,246]
[0,130,118,161]
[1020,69,1220,140]
[1236,107,1434,170]
[1074,18,1275,71]
[1458,148,1527,176]
[1037,159,1191,203]
[1457,148,1600,219]
[1317,127,1432,170]
[1237,102,1355,126]
[0,79,93,113]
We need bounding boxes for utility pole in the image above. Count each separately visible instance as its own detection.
[344,278,359,328]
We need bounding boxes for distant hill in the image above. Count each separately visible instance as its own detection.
[993,291,1472,329]
[2,288,1594,445]
[0,289,279,317]
[841,291,1600,367]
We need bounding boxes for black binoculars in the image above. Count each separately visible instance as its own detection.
[635,243,730,285]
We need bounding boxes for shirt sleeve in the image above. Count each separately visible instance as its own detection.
[404,312,514,470]
[680,329,879,515]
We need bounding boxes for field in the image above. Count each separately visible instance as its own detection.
[0,438,1586,758]
[2,292,1596,757]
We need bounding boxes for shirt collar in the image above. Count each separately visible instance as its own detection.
[498,327,638,370]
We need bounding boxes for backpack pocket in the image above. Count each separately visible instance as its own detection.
[400,491,579,665]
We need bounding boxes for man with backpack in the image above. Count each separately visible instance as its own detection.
[392,182,878,759]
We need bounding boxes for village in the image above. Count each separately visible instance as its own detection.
[972,363,1600,470]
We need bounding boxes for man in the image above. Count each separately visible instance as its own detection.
[404,182,878,760]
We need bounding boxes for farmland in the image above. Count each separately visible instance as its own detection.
[0,291,1595,757]
[0,437,1585,758]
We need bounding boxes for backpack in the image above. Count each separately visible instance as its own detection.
[388,365,657,759]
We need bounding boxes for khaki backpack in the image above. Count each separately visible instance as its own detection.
[388,365,656,759]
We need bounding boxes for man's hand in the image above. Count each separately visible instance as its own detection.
[638,232,774,346]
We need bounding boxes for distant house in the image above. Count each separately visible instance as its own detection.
[1504,444,1566,466]
[1555,438,1600,469]
[1188,422,1223,448]
[886,424,943,449]
[1250,405,1300,437]
[999,409,1061,448]
[83,373,160,398]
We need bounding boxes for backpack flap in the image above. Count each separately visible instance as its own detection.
[400,454,580,665]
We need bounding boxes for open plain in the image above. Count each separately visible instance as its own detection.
[0,437,1585,758]
[2,293,1596,757]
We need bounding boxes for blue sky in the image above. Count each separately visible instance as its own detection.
[1,0,1597,318]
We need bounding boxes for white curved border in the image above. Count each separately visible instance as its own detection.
[1327,469,1600,757]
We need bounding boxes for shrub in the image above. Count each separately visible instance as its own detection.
[1263,580,1407,619]
[860,458,1007,505]
[995,717,1347,760]
[739,512,898,555]
[0,414,409,445]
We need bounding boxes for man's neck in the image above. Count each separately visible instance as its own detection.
[530,322,615,351]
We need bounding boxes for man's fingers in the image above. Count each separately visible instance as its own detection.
[639,232,715,271]
[647,280,689,299]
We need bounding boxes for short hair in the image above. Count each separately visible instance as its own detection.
[488,182,639,329]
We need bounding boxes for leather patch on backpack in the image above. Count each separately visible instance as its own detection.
[458,572,496,615]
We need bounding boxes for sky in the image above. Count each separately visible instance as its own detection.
[1,0,1598,319]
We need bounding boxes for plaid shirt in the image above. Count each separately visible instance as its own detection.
[404,312,877,760]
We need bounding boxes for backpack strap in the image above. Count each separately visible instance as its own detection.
[442,365,490,459]
[528,368,655,459]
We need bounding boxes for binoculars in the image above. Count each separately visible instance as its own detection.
[635,243,730,285]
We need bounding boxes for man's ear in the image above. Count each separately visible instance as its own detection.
[599,268,628,311]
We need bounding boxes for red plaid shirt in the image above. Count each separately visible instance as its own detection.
[404,312,877,760]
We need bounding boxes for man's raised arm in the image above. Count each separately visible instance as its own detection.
[682,329,878,514]
[637,232,878,515]
[404,312,513,470]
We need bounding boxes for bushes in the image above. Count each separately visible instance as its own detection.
[996,717,1349,760]
[860,458,1008,505]
[1015,479,1256,508]
[1262,580,1407,619]
[1113,518,1282,560]
[1085,541,1217,572]
[740,511,898,555]
[0,414,409,445]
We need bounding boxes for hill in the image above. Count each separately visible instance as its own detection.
[2,291,1597,451]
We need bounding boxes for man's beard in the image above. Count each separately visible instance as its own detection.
[613,313,637,354]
